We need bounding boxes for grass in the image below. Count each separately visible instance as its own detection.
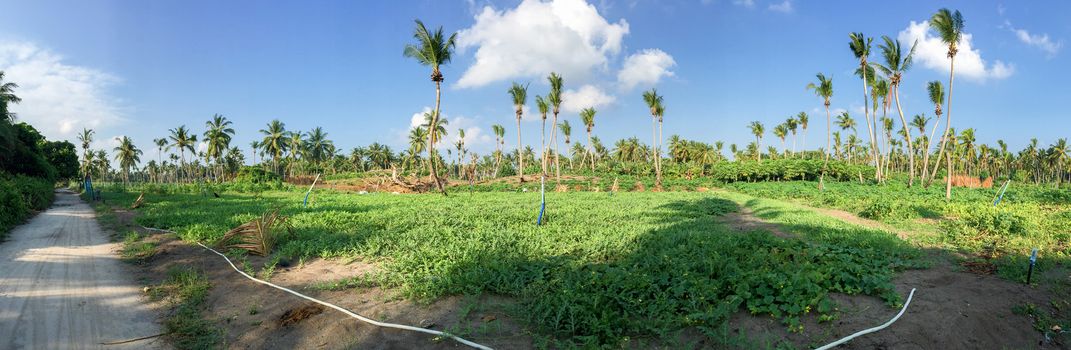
[99,187,925,346]
[149,266,222,349]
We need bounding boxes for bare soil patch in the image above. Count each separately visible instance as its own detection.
[717,205,794,239]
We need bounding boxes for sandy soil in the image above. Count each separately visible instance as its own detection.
[0,191,166,349]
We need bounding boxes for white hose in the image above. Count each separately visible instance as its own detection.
[815,288,916,350]
[142,227,491,350]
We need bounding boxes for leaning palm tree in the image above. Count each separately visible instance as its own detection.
[259,119,288,176]
[77,128,95,179]
[875,35,919,186]
[748,121,765,161]
[923,80,945,186]
[167,125,197,183]
[928,8,965,199]
[547,73,564,181]
[849,32,880,180]
[580,107,597,171]
[535,95,550,176]
[404,19,457,195]
[113,136,143,184]
[507,82,528,182]
[642,89,664,186]
[806,73,834,189]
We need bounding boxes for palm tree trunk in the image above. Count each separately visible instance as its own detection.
[860,67,881,182]
[929,57,956,192]
[893,86,915,187]
[428,80,447,195]
[819,105,831,190]
[516,115,524,182]
[552,113,561,182]
[541,117,547,177]
[586,130,593,172]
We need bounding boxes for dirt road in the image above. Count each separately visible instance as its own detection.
[0,191,165,349]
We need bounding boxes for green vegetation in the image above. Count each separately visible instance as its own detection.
[149,267,221,349]
[102,187,924,346]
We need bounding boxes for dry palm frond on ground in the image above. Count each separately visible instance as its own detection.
[131,192,145,209]
[218,209,292,256]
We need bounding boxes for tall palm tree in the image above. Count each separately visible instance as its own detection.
[77,128,95,179]
[306,127,333,165]
[748,121,765,161]
[204,114,235,181]
[287,131,306,176]
[785,117,798,156]
[806,73,834,189]
[796,112,809,155]
[259,119,288,176]
[153,138,167,167]
[113,136,143,184]
[559,120,573,170]
[928,8,965,199]
[535,95,550,176]
[876,35,919,186]
[547,73,564,181]
[773,124,788,157]
[642,89,664,186]
[837,112,857,135]
[167,125,197,182]
[850,32,880,180]
[923,81,945,186]
[491,124,505,177]
[249,140,260,166]
[508,82,528,182]
[580,107,597,171]
[404,19,457,195]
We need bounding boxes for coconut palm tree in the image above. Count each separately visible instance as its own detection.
[204,114,235,181]
[785,117,798,156]
[580,107,597,171]
[0,71,20,122]
[923,81,945,186]
[806,73,834,189]
[850,32,880,180]
[167,125,197,182]
[507,82,528,182]
[259,119,288,176]
[559,120,572,170]
[876,35,919,186]
[535,95,550,176]
[642,89,664,186]
[404,19,457,194]
[491,124,505,177]
[77,128,95,179]
[286,130,305,177]
[748,121,765,161]
[113,136,142,184]
[836,112,857,135]
[928,8,965,199]
[796,112,809,155]
[306,127,333,166]
[249,140,260,166]
[547,73,564,181]
[773,124,788,157]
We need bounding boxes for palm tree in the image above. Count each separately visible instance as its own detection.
[535,95,550,176]
[642,89,665,186]
[876,35,919,186]
[785,117,798,156]
[773,124,788,157]
[508,82,528,182]
[404,19,457,195]
[849,32,880,180]
[928,8,965,199]
[837,112,857,135]
[0,71,21,122]
[94,150,109,182]
[153,138,167,167]
[923,81,945,186]
[491,124,505,178]
[77,128,95,179]
[748,121,765,161]
[306,127,333,166]
[580,107,597,170]
[259,119,288,176]
[204,114,235,181]
[547,73,564,181]
[796,112,809,155]
[559,120,572,170]
[167,125,197,182]
[286,130,305,177]
[113,136,143,184]
[807,73,834,189]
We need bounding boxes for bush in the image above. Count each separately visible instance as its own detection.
[0,174,54,235]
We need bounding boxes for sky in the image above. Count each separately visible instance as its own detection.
[0,0,1068,163]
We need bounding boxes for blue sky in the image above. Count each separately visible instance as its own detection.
[0,0,1067,162]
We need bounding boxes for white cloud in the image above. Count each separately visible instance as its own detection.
[0,41,124,141]
[562,84,616,113]
[897,21,1013,82]
[616,49,676,90]
[767,0,793,13]
[402,107,493,152]
[1003,21,1061,57]
[732,0,754,8]
[456,0,629,88]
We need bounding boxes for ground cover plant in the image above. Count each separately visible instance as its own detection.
[100,187,923,346]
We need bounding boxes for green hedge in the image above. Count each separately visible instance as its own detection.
[0,174,54,235]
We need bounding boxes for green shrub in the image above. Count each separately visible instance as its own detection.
[0,173,54,235]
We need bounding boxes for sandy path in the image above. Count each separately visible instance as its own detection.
[0,191,165,349]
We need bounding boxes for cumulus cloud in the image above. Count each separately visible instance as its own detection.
[0,41,125,141]
[767,0,793,13]
[617,49,676,90]
[898,21,1013,82]
[562,84,616,113]
[456,0,629,88]
[1003,21,1061,57]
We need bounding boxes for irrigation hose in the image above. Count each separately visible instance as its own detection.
[142,227,492,350]
[814,288,916,350]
